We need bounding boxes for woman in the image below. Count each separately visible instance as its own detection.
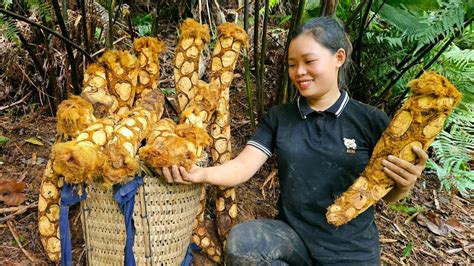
[163,16,427,265]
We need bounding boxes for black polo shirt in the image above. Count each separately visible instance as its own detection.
[247,91,390,264]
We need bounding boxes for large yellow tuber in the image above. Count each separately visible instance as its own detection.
[326,72,462,226]
[51,118,116,184]
[101,89,164,186]
[208,23,248,246]
[38,160,62,262]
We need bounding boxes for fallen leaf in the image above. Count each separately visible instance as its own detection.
[25,137,43,146]
[445,217,465,232]
[0,180,27,206]
[416,212,458,236]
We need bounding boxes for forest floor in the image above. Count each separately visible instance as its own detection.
[0,9,473,265]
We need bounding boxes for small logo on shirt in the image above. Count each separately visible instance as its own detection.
[343,138,357,153]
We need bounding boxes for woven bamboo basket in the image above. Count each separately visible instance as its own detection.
[80,169,202,265]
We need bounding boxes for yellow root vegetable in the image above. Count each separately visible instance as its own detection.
[133,37,166,98]
[208,23,248,244]
[81,63,119,117]
[38,160,62,262]
[326,72,462,226]
[51,118,116,184]
[56,96,96,138]
[174,18,211,112]
[101,90,164,186]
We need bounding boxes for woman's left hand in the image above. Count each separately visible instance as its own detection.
[382,146,428,192]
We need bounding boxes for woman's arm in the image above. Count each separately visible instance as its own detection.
[162,145,269,187]
[382,146,428,202]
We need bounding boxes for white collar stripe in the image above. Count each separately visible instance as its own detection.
[335,92,349,117]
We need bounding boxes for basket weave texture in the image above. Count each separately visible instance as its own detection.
[81,175,202,265]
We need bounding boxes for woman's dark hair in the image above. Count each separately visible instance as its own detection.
[291,16,353,89]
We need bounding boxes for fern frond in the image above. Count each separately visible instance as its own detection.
[1,0,13,9]
[17,0,53,22]
[379,0,465,47]
[0,14,20,44]
[428,101,474,197]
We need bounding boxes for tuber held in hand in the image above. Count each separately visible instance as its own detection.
[326,72,461,227]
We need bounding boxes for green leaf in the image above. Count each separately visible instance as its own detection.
[161,88,176,96]
[25,137,44,146]
[388,202,423,214]
[403,241,413,257]
[0,136,9,145]
[379,0,440,13]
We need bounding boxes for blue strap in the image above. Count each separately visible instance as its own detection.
[113,176,144,266]
[181,242,201,266]
[60,183,87,266]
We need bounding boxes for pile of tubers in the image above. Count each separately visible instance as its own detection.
[39,19,248,263]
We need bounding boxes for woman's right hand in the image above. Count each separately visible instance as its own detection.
[162,165,206,184]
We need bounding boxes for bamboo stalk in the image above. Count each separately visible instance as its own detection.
[254,0,261,117]
[257,0,270,119]
[243,0,256,128]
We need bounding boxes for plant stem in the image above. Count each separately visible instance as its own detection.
[388,18,472,115]
[363,0,385,32]
[243,0,256,128]
[51,0,81,94]
[17,30,44,77]
[244,0,249,30]
[277,0,305,104]
[0,8,93,62]
[345,0,368,29]
[319,0,338,17]
[62,0,68,21]
[353,0,372,67]
[254,0,261,118]
[257,0,270,119]
[76,0,90,53]
[107,0,116,50]
[244,49,256,128]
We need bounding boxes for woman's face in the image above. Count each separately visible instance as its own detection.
[288,33,344,100]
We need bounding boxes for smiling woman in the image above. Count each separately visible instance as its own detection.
[164,16,429,265]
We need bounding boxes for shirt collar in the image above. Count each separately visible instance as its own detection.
[297,90,350,119]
